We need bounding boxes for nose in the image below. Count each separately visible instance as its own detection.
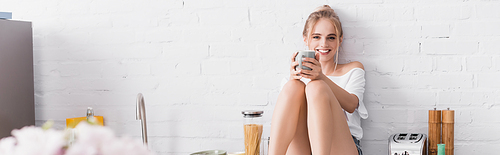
[320,38,327,47]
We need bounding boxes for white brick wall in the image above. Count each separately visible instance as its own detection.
[2,0,500,154]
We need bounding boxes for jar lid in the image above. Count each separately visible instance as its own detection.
[242,110,263,116]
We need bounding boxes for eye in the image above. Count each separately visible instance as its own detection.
[329,36,336,40]
[312,36,320,39]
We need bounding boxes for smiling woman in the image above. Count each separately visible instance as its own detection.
[269,5,366,155]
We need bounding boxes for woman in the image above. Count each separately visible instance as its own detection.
[269,5,367,155]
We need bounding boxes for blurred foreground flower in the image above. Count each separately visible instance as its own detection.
[0,121,154,155]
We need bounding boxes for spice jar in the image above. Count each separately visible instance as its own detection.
[242,110,263,155]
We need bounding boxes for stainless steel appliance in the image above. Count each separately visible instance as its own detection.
[389,133,427,155]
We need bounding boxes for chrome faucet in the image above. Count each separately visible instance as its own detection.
[136,93,148,146]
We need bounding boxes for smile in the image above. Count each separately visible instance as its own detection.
[316,49,331,55]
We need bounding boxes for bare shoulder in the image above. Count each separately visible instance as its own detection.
[345,61,364,71]
[334,61,364,76]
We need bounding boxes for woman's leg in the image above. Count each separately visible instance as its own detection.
[285,98,311,155]
[269,79,309,155]
[305,80,358,155]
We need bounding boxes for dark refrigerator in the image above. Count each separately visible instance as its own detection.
[0,19,35,138]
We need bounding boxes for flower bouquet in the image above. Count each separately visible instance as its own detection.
[0,121,155,155]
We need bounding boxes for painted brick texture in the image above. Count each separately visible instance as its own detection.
[2,0,500,154]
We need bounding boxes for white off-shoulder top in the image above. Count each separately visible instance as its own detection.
[280,68,368,140]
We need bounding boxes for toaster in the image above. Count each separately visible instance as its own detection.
[389,133,427,155]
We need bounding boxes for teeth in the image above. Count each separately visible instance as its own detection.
[318,50,329,53]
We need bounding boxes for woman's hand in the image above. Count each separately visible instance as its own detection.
[289,52,302,80]
[299,52,324,80]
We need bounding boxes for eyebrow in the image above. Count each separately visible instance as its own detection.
[312,33,337,36]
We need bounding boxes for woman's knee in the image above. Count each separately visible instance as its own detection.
[305,80,330,97]
[281,79,306,95]
[277,80,307,108]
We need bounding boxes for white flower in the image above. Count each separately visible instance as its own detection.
[65,122,114,155]
[65,123,154,155]
[0,122,154,155]
[0,137,16,154]
[0,126,66,155]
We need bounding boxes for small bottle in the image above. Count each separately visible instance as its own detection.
[242,110,263,155]
[86,107,95,123]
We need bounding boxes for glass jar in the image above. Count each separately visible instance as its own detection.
[242,110,263,155]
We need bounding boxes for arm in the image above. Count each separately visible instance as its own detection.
[318,73,359,113]
[301,59,364,113]
[322,61,365,113]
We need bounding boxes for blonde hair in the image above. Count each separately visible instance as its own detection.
[303,5,343,70]
[302,5,343,40]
